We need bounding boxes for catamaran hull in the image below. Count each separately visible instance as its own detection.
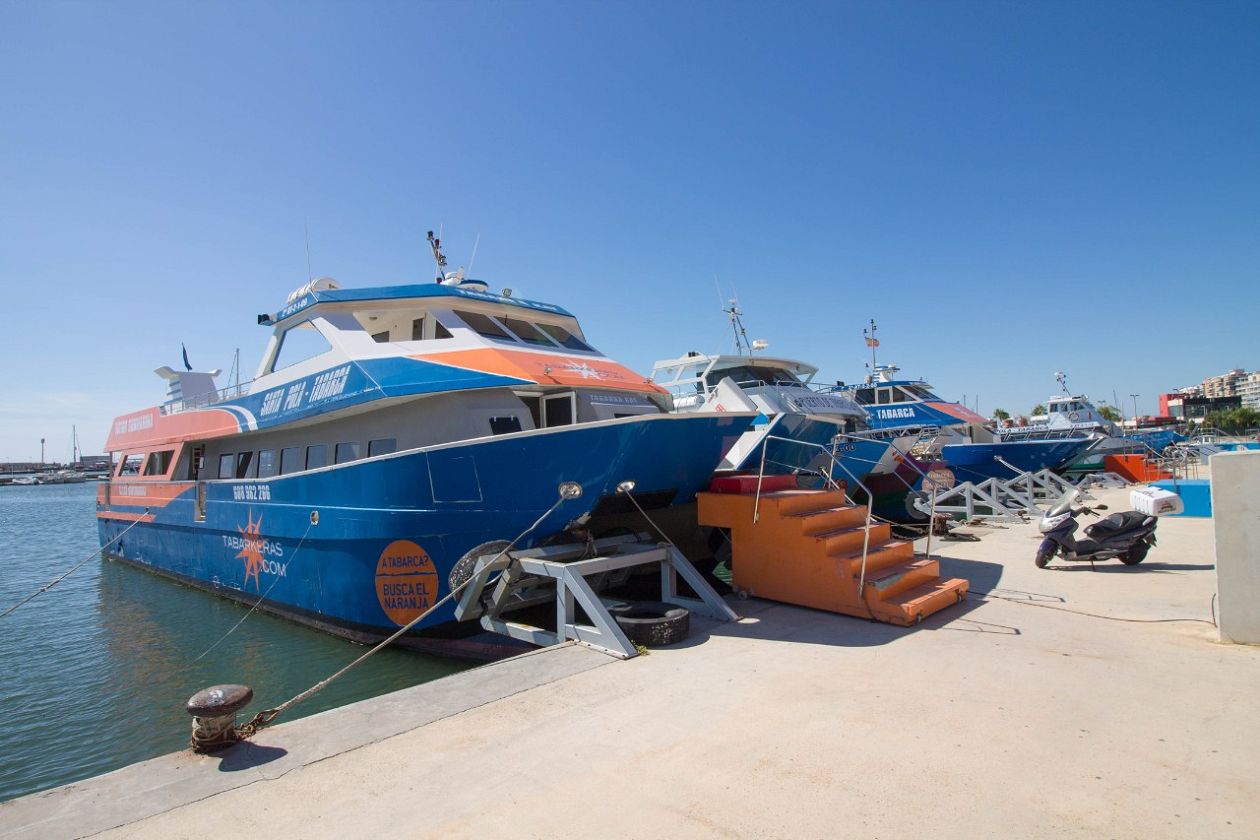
[96,415,749,651]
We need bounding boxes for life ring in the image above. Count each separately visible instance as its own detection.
[1068,412,1080,421]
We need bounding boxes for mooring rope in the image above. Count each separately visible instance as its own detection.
[234,492,574,739]
[191,519,316,663]
[1,513,147,619]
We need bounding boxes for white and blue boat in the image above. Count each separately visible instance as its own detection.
[650,352,909,492]
[998,379,1185,470]
[98,269,750,654]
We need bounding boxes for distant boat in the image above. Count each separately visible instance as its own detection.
[827,365,1093,482]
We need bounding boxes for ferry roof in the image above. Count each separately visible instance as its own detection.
[262,282,574,327]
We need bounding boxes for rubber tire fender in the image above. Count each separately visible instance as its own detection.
[607,600,691,647]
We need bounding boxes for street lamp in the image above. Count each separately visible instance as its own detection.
[1129,394,1140,424]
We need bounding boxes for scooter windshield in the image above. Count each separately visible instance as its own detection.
[1047,488,1080,517]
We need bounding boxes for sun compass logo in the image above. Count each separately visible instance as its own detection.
[236,512,266,589]
[222,509,287,591]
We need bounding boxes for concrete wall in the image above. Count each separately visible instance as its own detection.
[1212,451,1260,644]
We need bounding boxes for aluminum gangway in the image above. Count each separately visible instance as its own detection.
[452,533,738,659]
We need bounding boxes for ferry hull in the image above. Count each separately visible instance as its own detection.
[940,438,1092,482]
[97,415,749,648]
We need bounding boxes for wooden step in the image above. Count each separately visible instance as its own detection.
[833,540,914,574]
[862,558,940,601]
[795,506,870,536]
[868,577,970,626]
[817,522,891,556]
[770,490,850,516]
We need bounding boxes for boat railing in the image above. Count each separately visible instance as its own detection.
[752,435,881,601]
[161,381,253,415]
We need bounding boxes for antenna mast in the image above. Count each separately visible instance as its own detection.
[864,319,879,371]
[1055,371,1069,395]
[723,298,751,356]
[426,230,448,282]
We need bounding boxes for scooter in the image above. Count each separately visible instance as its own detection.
[1035,487,1158,568]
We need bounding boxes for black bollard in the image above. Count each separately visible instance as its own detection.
[186,684,254,753]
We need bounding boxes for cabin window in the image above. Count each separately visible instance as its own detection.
[490,416,523,435]
[280,447,302,475]
[876,389,892,405]
[543,393,575,427]
[118,454,144,475]
[853,388,874,405]
[454,310,514,342]
[273,320,332,370]
[218,454,235,479]
[411,318,426,341]
[306,444,328,470]
[371,330,391,343]
[501,317,558,348]
[335,442,360,464]
[235,451,255,479]
[142,449,174,476]
[257,449,277,478]
[891,389,913,403]
[368,438,396,457]
[536,323,593,352]
[704,365,799,390]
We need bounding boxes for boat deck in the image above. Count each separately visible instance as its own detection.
[3,485,1257,839]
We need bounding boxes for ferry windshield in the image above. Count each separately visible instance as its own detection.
[705,365,801,390]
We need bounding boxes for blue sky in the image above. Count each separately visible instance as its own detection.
[1,0,1256,460]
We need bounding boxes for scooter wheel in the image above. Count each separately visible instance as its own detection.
[1121,543,1149,565]
[1034,550,1053,569]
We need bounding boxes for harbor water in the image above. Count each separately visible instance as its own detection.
[0,483,470,803]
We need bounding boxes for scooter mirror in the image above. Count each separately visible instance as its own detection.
[1094,503,1109,510]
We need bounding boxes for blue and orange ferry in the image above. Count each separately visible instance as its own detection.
[98,266,749,653]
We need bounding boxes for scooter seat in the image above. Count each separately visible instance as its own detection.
[1086,511,1153,539]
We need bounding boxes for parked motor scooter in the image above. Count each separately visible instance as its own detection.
[1036,487,1158,568]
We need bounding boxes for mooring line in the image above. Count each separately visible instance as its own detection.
[234,491,573,739]
[191,519,316,663]
[1,514,147,619]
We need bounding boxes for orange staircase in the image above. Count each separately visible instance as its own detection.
[697,487,969,626]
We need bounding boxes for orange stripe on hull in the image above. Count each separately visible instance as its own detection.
[414,349,666,395]
[103,481,193,508]
[97,511,157,523]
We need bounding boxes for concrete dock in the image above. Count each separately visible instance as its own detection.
[3,484,1258,839]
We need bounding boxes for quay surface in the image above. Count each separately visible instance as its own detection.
[3,484,1258,839]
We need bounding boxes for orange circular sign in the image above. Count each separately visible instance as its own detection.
[375,540,439,626]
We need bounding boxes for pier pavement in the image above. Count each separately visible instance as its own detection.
[3,484,1258,839]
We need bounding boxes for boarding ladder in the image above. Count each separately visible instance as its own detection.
[696,436,969,627]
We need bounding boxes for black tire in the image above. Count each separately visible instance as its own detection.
[1035,550,1053,569]
[1121,542,1149,565]
[607,600,690,647]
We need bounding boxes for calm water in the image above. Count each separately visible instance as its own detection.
[0,483,469,802]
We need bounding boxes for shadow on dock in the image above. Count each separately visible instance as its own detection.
[670,554,1009,650]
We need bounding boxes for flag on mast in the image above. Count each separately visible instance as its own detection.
[181,343,192,371]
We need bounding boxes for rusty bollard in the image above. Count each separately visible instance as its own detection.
[186,684,253,753]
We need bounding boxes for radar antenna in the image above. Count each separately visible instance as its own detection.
[1055,371,1069,395]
